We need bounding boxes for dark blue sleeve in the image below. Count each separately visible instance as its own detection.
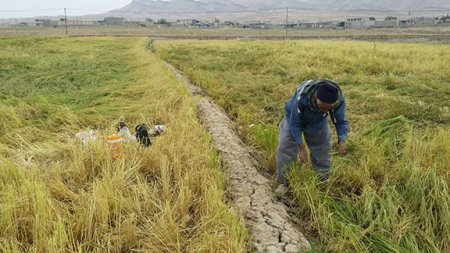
[334,95,349,142]
[288,96,304,145]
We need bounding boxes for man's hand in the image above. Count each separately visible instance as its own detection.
[298,144,308,163]
[339,140,347,156]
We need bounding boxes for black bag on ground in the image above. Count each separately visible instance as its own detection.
[135,124,151,147]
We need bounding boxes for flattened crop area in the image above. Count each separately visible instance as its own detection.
[0,37,247,252]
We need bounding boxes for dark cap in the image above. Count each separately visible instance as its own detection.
[316,81,339,104]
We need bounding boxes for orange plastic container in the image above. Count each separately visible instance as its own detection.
[107,133,123,159]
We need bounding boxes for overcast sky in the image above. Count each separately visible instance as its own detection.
[0,0,132,19]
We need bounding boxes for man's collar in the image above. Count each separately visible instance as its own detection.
[309,95,319,111]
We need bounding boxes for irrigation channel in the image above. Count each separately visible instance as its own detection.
[165,63,311,253]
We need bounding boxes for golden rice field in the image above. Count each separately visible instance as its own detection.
[0,37,247,252]
[155,39,450,252]
[1,34,449,252]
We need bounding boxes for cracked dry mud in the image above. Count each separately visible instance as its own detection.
[166,63,311,253]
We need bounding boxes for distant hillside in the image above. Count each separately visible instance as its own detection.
[115,0,450,12]
[305,0,450,11]
[108,0,450,21]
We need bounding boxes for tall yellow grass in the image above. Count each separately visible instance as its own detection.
[0,37,247,252]
[156,39,450,252]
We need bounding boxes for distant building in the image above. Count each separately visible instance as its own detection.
[34,19,45,26]
[103,17,125,25]
[398,17,439,27]
[399,19,415,27]
[316,21,339,28]
[173,19,217,28]
[345,18,375,29]
[292,21,338,29]
[296,22,315,29]
[58,19,95,26]
[174,19,201,27]
[345,18,401,29]
[373,20,398,28]
[242,21,272,29]
[35,19,58,27]
[347,18,363,22]
[412,17,436,25]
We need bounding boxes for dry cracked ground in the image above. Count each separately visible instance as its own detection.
[165,63,311,253]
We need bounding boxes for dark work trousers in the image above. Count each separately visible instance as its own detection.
[276,118,332,184]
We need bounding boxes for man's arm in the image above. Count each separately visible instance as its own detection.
[287,96,309,162]
[289,97,310,162]
[333,95,349,142]
[334,95,349,155]
[288,96,304,146]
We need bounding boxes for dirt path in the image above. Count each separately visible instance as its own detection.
[165,63,311,253]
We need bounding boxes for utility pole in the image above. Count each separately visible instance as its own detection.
[285,7,289,38]
[64,8,68,35]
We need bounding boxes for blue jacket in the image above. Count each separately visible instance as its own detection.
[285,80,349,145]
